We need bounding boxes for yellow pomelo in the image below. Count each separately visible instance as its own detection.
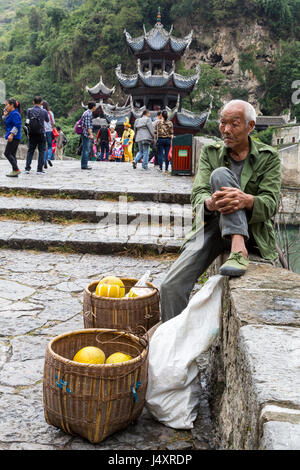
[95,276,125,298]
[73,346,106,364]
[105,352,133,364]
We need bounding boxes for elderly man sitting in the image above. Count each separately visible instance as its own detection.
[160,99,281,322]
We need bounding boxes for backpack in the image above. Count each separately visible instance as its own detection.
[74,117,83,135]
[28,109,44,136]
[62,134,68,146]
[99,126,109,142]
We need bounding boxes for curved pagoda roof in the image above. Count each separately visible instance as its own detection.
[83,95,208,133]
[86,76,115,100]
[124,21,193,57]
[115,61,200,95]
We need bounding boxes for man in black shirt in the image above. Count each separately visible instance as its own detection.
[25,96,49,174]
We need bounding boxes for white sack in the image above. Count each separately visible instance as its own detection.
[146,274,224,429]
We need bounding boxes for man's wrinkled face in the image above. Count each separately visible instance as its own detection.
[219,105,252,149]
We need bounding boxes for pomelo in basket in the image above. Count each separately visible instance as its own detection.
[73,346,105,364]
[106,352,133,364]
[95,276,125,298]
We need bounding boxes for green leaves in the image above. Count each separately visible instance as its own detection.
[262,41,300,118]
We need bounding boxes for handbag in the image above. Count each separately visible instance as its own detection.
[52,128,59,138]
[168,145,173,161]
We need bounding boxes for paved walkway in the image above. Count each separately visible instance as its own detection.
[0,249,214,450]
[0,161,192,203]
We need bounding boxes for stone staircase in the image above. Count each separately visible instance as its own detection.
[0,161,193,255]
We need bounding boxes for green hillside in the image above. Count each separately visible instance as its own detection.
[0,0,299,153]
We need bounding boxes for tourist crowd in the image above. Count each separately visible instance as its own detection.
[1,96,174,177]
[1,95,67,177]
[77,101,174,171]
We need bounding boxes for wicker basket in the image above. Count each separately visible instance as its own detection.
[83,277,160,331]
[43,328,148,443]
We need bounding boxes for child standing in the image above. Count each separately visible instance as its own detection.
[110,137,124,162]
[55,126,67,160]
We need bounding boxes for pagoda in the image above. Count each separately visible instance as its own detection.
[85,8,208,135]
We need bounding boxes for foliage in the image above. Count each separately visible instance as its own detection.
[261,41,300,121]
[239,48,265,83]
[0,0,299,150]
[199,120,221,138]
[177,62,227,119]
[229,87,249,101]
[251,127,274,146]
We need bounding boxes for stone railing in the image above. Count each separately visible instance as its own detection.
[208,260,300,450]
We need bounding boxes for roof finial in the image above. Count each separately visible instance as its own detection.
[157,6,161,24]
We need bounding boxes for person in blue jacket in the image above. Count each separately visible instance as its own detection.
[2,98,22,177]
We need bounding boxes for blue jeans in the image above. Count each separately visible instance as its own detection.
[81,135,91,168]
[44,131,53,163]
[100,141,109,161]
[135,141,150,169]
[157,137,171,171]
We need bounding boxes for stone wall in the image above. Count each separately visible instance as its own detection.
[279,143,300,187]
[272,126,300,147]
[193,136,217,175]
[208,262,300,450]
[0,138,75,161]
[278,188,300,225]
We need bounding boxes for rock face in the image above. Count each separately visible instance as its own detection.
[180,19,277,111]
[208,263,300,450]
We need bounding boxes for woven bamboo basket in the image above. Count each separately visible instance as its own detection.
[83,277,160,331]
[43,328,148,443]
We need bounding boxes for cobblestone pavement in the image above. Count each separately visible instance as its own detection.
[0,161,192,200]
[0,249,215,450]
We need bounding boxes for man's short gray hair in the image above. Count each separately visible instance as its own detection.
[221,100,257,125]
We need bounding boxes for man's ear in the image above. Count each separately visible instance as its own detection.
[248,120,255,134]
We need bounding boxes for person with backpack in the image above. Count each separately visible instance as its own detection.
[80,101,96,170]
[154,109,174,172]
[42,101,55,169]
[2,98,22,177]
[55,126,67,160]
[96,121,110,161]
[25,96,49,175]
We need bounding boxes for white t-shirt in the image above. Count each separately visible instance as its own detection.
[44,111,55,133]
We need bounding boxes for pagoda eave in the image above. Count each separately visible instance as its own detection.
[127,45,188,60]
[124,23,193,58]
[120,86,193,98]
[86,76,115,102]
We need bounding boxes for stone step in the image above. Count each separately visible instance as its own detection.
[0,161,192,204]
[0,219,187,255]
[0,196,193,225]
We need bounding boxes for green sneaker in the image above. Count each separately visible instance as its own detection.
[6,170,20,177]
[219,251,249,277]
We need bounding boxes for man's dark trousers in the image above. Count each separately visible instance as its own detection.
[25,134,46,172]
[160,167,252,322]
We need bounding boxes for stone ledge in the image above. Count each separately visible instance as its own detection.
[259,421,300,450]
[209,263,300,450]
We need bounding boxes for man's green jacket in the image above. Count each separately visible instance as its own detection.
[185,137,281,260]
